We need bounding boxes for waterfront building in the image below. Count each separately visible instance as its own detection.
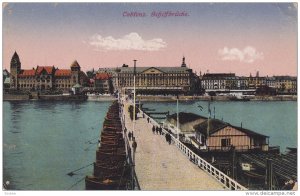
[274,76,297,95]
[3,69,10,92]
[291,77,297,94]
[97,67,118,91]
[9,52,88,93]
[235,76,248,90]
[247,72,266,89]
[116,57,194,94]
[200,71,297,95]
[201,73,231,90]
[266,76,276,89]
[200,73,248,91]
[165,112,207,134]
[193,118,269,152]
[94,73,113,94]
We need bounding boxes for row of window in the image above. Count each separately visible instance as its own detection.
[55,84,71,88]
[119,73,189,77]
[20,84,34,88]
[119,78,189,83]
[121,82,189,86]
[18,83,74,88]
[56,80,71,84]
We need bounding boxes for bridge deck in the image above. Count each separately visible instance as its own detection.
[123,101,224,190]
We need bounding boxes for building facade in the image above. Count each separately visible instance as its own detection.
[193,119,269,152]
[9,52,88,93]
[274,76,297,94]
[200,71,297,95]
[97,67,118,92]
[94,73,113,94]
[116,57,193,94]
[200,73,249,90]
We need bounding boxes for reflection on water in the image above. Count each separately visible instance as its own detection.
[3,101,111,190]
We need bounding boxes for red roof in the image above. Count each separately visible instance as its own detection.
[18,69,36,77]
[95,73,111,80]
[55,69,71,76]
[36,66,54,75]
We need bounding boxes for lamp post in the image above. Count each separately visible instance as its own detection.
[207,101,211,144]
[133,60,137,134]
[132,59,137,190]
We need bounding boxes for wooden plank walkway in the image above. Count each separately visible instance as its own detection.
[123,101,225,190]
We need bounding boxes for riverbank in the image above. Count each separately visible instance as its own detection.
[3,93,297,102]
[3,94,31,101]
[3,93,118,101]
[137,95,297,102]
[87,94,117,101]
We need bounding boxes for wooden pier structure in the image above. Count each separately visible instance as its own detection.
[239,150,297,190]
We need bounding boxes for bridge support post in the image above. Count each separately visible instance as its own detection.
[265,159,273,190]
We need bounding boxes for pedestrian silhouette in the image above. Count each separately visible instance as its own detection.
[128,132,132,141]
[152,126,155,134]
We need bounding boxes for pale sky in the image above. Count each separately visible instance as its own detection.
[3,3,298,76]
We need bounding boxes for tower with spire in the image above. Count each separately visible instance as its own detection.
[10,51,21,89]
[181,56,186,67]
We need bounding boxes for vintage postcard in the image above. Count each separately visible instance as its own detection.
[2,2,297,193]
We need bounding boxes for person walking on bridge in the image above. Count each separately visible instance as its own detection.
[166,133,171,145]
[152,126,155,134]
[128,131,132,141]
[159,126,162,135]
[132,139,137,163]
[155,126,159,134]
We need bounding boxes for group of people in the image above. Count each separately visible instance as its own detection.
[151,125,172,145]
[152,125,163,135]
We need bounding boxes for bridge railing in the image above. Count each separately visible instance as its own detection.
[140,109,247,191]
[119,101,141,190]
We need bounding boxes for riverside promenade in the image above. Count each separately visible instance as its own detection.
[122,99,225,190]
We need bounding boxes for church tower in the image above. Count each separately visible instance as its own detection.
[10,51,21,89]
[181,56,187,67]
[70,60,81,85]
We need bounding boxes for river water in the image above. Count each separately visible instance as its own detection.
[3,101,111,190]
[3,100,297,190]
